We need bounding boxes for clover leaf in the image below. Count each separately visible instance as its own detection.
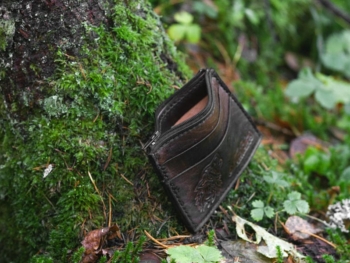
[283,191,309,215]
[251,200,275,221]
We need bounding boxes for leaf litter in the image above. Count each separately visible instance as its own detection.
[232,214,305,260]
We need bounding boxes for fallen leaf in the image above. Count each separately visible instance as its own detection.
[81,225,120,263]
[283,216,322,240]
[219,239,272,263]
[232,214,305,260]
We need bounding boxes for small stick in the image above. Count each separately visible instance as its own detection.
[120,173,133,186]
[298,230,337,248]
[144,230,169,249]
[88,171,107,220]
[157,235,191,241]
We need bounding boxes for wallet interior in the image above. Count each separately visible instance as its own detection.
[171,79,208,127]
[174,96,208,126]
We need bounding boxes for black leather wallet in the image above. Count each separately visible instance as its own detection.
[144,69,261,232]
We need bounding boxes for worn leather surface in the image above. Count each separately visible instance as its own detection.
[147,69,261,232]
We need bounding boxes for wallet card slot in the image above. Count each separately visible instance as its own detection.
[153,77,221,164]
[157,75,212,134]
[165,84,230,183]
[161,78,224,166]
[165,98,261,230]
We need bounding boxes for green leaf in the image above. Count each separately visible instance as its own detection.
[197,245,223,262]
[314,88,337,109]
[287,191,301,200]
[294,200,309,214]
[283,191,309,215]
[321,30,350,76]
[252,200,264,208]
[185,24,201,43]
[168,24,187,41]
[263,171,289,187]
[167,245,223,263]
[174,11,194,24]
[340,166,350,181]
[285,79,317,98]
[251,201,275,221]
[303,154,319,174]
[245,9,259,25]
[192,2,217,18]
[167,246,202,263]
[283,200,297,215]
[251,208,264,221]
[345,103,350,115]
[264,206,275,218]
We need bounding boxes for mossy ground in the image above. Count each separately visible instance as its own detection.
[0,1,191,261]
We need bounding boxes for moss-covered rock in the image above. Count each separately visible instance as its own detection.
[0,0,191,261]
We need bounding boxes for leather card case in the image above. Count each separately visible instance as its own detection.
[144,68,261,232]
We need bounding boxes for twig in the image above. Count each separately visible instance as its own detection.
[120,173,134,186]
[299,230,337,248]
[103,147,113,171]
[253,117,294,136]
[157,235,191,241]
[108,194,112,227]
[298,213,331,227]
[144,230,170,249]
[317,0,350,25]
[88,171,107,220]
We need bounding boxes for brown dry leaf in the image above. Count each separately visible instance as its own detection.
[283,216,322,240]
[81,225,120,263]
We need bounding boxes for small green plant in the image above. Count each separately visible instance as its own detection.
[305,256,316,263]
[276,245,284,263]
[29,255,54,263]
[205,229,216,247]
[283,191,310,214]
[167,11,201,43]
[250,191,309,222]
[322,254,336,263]
[109,235,145,263]
[71,247,85,263]
[285,67,350,112]
[326,228,350,262]
[321,30,350,78]
[250,200,274,221]
[166,244,223,263]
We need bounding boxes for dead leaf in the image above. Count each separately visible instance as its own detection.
[283,216,322,240]
[81,225,120,263]
[232,214,305,260]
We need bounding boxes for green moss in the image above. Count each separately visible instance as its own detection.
[0,17,15,51]
[0,0,190,261]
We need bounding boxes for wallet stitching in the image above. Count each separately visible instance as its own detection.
[158,77,205,132]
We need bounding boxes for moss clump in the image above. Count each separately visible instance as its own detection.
[0,16,15,51]
[0,0,190,261]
